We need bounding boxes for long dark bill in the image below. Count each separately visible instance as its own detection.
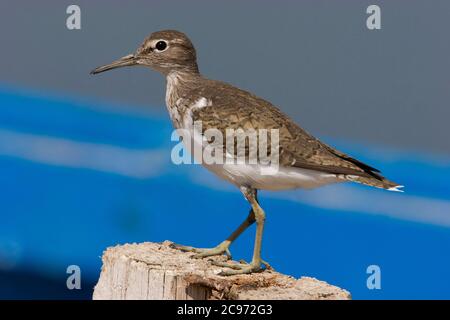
[90,54,137,75]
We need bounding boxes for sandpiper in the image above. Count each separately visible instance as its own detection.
[91,30,402,275]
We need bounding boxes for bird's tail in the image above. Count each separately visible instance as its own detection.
[343,174,404,192]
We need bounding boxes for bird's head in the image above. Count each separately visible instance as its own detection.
[90,30,198,76]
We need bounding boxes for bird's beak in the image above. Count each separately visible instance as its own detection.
[90,54,138,75]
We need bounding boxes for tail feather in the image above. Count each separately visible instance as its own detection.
[342,174,404,192]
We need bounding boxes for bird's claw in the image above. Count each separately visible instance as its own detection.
[170,242,232,260]
[261,259,274,271]
[212,260,265,276]
[212,256,274,275]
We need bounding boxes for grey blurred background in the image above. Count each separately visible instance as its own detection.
[0,0,448,154]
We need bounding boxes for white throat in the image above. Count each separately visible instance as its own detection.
[165,71,182,107]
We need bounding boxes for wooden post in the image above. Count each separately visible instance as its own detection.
[93,241,351,300]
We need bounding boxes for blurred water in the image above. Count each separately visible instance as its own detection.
[0,87,449,299]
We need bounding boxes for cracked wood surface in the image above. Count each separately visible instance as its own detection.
[93,241,351,300]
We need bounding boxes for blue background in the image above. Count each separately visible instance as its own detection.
[1,87,449,299]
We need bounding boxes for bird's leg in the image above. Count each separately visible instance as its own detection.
[171,208,256,259]
[212,187,267,275]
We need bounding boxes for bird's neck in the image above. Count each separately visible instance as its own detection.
[165,70,203,129]
[165,70,201,105]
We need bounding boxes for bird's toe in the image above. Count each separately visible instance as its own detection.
[213,260,267,276]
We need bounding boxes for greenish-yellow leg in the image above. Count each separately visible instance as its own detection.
[171,208,256,259]
[212,187,268,276]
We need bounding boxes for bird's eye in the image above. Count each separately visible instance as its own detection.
[155,41,167,51]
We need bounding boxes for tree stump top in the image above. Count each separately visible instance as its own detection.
[93,241,351,300]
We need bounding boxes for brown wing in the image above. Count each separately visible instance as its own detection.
[190,80,382,180]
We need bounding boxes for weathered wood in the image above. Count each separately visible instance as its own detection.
[93,241,351,300]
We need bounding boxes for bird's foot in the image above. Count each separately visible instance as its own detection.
[170,241,232,259]
[212,258,273,276]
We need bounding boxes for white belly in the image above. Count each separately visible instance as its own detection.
[204,162,341,190]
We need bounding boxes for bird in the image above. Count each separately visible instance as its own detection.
[91,30,403,276]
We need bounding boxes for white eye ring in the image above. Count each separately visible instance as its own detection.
[154,40,168,52]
